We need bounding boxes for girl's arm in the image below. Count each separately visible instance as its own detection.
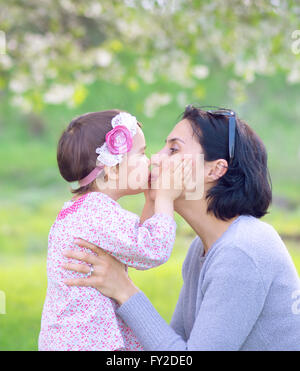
[85,192,177,270]
[139,190,155,225]
[73,156,188,270]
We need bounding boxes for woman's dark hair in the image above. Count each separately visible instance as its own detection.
[182,105,272,220]
[57,109,121,195]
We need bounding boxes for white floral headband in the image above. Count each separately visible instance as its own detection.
[78,112,138,187]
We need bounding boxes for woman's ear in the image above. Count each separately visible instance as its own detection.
[207,159,228,182]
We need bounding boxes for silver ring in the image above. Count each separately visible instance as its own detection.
[89,265,94,276]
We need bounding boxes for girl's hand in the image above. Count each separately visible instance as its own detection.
[153,155,193,216]
[62,239,140,305]
[155,155,193,201]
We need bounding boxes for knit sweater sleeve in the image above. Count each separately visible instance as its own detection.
[169,286,186,340]
[116,246,267,350]
[168,242,197,340]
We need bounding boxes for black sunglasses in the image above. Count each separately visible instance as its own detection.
[186,105,236,165]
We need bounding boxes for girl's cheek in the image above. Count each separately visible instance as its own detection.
[126,156,149,187]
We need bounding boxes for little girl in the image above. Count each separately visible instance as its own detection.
[38,110,181,351]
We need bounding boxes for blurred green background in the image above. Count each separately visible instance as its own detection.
[0,1,300,350]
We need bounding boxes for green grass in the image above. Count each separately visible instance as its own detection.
[0,240,299,351]
[0,259,47,351]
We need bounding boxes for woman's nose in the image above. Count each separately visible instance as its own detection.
[150,153,160,167]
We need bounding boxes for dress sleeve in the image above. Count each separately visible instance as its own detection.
[116,247,267,350]
[77,193,177,270]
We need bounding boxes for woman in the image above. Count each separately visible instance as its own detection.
[63,105,300,350]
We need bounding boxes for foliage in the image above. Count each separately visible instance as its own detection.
[0,0,300,111]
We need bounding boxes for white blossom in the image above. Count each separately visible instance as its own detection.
[95,50,112,68]
[144,92,172,117]
[192,65,209,80]
[44,84,75,105]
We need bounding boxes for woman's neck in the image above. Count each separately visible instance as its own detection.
[174,197,239,254]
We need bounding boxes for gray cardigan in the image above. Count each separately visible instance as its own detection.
[117,215,300,350]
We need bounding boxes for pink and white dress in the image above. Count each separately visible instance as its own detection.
[38,192,176,351]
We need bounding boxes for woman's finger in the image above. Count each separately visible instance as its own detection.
[74,238,107,257]
[63,262,90,274]
[173,168,184,190]
[63,250,99,266]
[183,160,193,178]
[64,277,94,287]
[184,171,194,191]
[183,157,193,168]
[169,154,183,174]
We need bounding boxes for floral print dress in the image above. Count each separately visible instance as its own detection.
[38,192,176,351]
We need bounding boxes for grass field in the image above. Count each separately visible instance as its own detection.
[0,239,299,351]
[0,67,299,350]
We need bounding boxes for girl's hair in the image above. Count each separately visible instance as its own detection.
[57,109,121,195]
[182,106,272,220]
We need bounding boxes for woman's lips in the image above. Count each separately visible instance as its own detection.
[150,174,158,182]
[148,172,159,188]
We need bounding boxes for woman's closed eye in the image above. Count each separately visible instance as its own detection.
[169,147,179,155]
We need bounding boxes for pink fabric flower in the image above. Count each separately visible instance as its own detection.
[105,125,133,155]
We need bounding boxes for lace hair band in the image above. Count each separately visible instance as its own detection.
[78,112,138,187]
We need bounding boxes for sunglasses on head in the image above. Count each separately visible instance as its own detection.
[185,105,236,165]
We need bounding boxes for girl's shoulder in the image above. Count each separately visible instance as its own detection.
[57,192,120,221]
[76,192,122,217]
[85,191,120,209]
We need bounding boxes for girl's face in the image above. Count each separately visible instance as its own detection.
[116,126,150,195]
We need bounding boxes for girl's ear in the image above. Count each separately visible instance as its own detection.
[104,164,119,183]
[103,166,108,182]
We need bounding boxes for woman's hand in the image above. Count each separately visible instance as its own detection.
[62,239,140,305]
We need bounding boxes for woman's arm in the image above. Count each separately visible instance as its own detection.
[63,239,140,303]
[118,247,267,350]
[64,242,266,351]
